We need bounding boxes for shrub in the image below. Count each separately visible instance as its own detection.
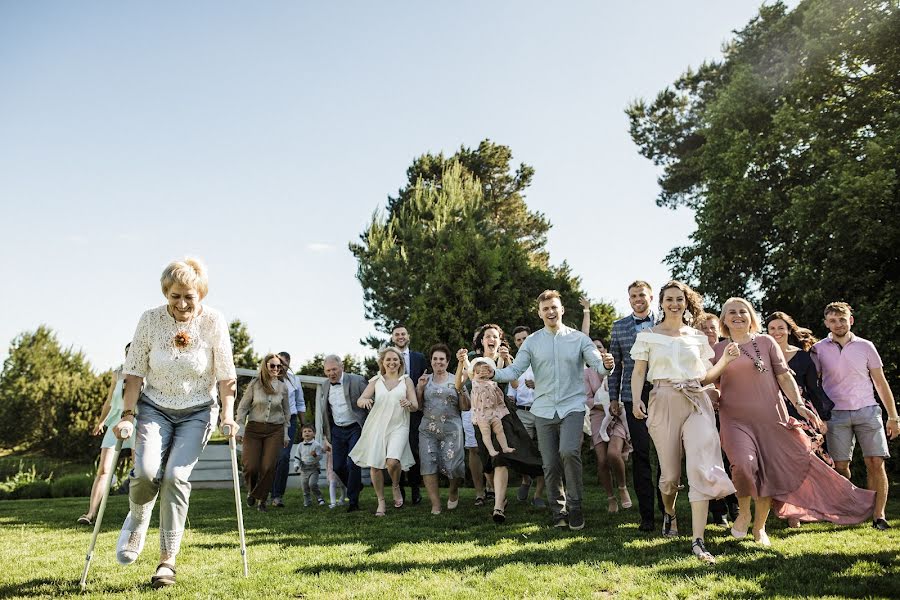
[50,473,93,498]
[14,479,52,499]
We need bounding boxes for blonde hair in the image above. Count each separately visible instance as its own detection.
[378,347,406,376]
[536,289,562,307]
[719,297,762,339]
[160,257,209,298]
[824,301,853,317]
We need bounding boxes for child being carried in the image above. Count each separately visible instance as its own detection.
[457,356,514,457]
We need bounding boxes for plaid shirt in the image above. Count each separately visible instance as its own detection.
[608,312,656,403]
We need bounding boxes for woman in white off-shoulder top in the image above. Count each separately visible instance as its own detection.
[630,280,737,564]
[111,257,237,589]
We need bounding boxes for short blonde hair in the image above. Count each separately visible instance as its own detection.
[824,301,853,317]
[536,289,562,306]
[378,347,406,376]
[160,257,209,298]
[719,297,761,339]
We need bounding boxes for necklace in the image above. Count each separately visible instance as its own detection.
[738,336,768,373]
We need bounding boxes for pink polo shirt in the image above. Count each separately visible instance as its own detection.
[812,333,883,411]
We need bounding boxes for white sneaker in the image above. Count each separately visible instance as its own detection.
[116,512,148,565]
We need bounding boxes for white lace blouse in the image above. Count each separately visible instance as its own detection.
[630,331,713,382]
[123,304,237,411]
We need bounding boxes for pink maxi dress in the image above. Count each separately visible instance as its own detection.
[713,335,874,524]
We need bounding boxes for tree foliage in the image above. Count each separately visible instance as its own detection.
[0,326,111,459]
[229,319,260,370]
[350,140,615,353]
[627,0,899,379]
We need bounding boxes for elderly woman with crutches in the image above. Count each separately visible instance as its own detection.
[111,257,238,589]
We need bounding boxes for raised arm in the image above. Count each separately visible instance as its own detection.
[579,296,591,335]
[455,349,470,389]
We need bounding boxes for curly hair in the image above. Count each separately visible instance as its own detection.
[764,311,818,352]
[428,343,451,361]
[658,280,704,325]
[471,323,509,356]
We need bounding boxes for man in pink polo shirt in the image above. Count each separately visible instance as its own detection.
[813,302,899,531]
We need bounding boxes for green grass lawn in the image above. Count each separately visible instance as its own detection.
[1,478,898,599]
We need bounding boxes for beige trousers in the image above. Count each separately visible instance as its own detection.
[647,380,736,502]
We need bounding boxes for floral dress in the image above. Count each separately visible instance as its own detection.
[418,373,466,479]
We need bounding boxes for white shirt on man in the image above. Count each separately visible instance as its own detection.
[328,382,355,427]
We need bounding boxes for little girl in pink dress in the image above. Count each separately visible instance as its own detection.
[458,357,514,457]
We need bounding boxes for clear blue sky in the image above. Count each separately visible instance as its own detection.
[0,1,782,371]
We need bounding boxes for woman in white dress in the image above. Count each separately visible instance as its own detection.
[349,347,418,516]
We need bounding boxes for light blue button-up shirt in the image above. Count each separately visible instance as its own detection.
[493,325,612,419]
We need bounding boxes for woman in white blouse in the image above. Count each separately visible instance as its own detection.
[631,280,737,563]
[112,258,237,588]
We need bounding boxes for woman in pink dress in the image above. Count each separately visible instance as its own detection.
[712,298,875,546]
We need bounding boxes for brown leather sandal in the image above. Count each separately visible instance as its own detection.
[150,563,176,588]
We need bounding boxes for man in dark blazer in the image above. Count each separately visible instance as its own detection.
[608,280,662,532]
[316,355,368,511]
[391,325,427,504]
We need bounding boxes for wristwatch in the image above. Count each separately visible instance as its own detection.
[120,409,135,419]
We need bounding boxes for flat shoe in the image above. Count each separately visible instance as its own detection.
[731,527,748,539]
[474,496,485,507]
[150,563,176,588]
[77,514,93,526]
[447,497,459,510]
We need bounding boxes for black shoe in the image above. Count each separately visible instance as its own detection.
[247,495,257,508]
[485,490,496,501]
[257,502,268,513]
[568,509,585,531]
[411,487,422,505]
[638,519,655,532]
[346,503,360,513]
[711,513,729,528]
[873,518,891,531]
[553,516,569,528]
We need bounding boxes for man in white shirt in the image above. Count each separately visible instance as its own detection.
[315,355,368,511]
[509,326,546,507]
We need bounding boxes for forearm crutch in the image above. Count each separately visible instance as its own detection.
[224,424,249,576]
[79,437,126,590]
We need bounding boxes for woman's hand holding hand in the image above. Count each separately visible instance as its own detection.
[358,397,374,410]
[632,399,648,420]
[498,346,511,363]
[456,348,468,362]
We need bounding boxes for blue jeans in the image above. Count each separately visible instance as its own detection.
[271,414,298,500]
[129,397,217,558]
[331,423,362,505]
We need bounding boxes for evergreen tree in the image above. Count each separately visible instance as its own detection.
[229,319,260,370]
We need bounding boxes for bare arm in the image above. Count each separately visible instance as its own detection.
[630,359,648,418]
[457,385,471,411]
[93,373,119,435]
[579,296,591,335]
[776,371,821,429]
[404,378,419,411]
[357,381,377,409]
[871,367,898,439]
[700,343,738,386]
[219,378,238,436]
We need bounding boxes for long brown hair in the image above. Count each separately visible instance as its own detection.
[764,311,818,352]
[658,280,704,325]
[256,353,283,394]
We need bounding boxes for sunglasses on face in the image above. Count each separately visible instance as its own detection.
[267,363,283,370]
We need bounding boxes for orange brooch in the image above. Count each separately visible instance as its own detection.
[173,331,191,349]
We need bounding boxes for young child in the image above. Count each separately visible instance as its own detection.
[457,356,514,457]
[326,452,348,508]
[298,424,325,506]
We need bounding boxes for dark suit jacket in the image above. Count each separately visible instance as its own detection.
[315,372,368,443]
[608,313,656,403]
[406,349,427,383]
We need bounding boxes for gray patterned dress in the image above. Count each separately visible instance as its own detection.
[418,373,466,479]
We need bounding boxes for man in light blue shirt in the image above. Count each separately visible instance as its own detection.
[495,290,614,530]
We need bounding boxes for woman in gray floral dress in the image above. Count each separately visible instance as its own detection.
[415,344,469,515]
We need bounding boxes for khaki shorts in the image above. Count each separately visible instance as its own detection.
[826,405,890,461]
